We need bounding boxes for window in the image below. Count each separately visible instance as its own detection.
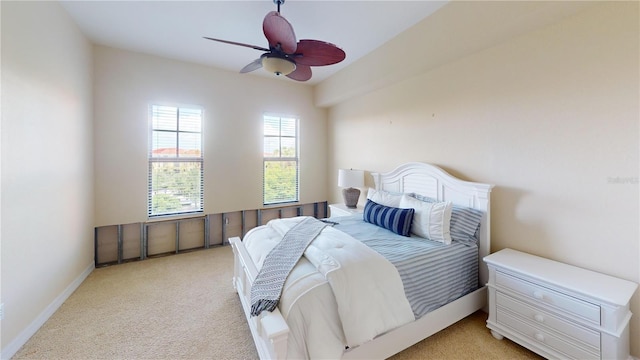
[148,105,203,217]
[263,115,299,205]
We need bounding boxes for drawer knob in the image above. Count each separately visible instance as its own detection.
[534,333,545,342]
[533,291,544,300]
[534,314,544,323]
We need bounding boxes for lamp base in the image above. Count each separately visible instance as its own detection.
[342,187,361,208]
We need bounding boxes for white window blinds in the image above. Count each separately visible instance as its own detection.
[148,105,203,217]
[263,115,299,205]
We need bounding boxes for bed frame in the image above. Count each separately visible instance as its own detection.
[229,162,494,359]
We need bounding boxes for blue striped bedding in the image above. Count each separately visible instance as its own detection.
[333,215,479,318]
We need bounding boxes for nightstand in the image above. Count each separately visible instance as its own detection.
[328,203,364,218]
[484,248,637,360]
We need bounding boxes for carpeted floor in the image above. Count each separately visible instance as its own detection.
[13,246,542,359]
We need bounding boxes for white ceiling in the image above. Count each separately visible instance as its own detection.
[60,0,448,85]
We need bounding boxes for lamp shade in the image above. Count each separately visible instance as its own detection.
[338,169,364,188]
[262,54,296,76]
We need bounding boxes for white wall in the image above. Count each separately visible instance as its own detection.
[1,2,327,355]
[1,1,94,356]
[325,2,639,356]
[93,46,327,227]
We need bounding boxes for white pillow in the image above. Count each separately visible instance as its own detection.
[367,188,402,208]
[399,194,453,244]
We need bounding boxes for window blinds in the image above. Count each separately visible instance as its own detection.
[148,105,204,217]
[263,115,299,205]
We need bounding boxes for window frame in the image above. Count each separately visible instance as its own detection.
[263,114,299,206]
[148,104,204,218]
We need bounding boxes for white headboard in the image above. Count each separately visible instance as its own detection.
[371,162,494,286]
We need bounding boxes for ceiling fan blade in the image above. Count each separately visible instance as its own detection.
[286,63,312,82]
[240,58,263,73]
[263,11,297,54]
[294,39,346,66]
[203,37,270,52]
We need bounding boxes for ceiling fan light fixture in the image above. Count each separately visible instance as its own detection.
[261,54,296,76]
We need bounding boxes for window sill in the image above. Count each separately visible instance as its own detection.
[146,212,205,223]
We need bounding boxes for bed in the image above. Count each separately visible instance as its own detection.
[229,162,494,359]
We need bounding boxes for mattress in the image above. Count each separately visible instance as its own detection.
[243,215,480,359]
[332,214,479,318]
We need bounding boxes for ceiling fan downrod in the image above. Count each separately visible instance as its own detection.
[273,0,285,13]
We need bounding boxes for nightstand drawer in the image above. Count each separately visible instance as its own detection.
[497,310,599,360]
[497,292,600,350]
[496,271,600,325]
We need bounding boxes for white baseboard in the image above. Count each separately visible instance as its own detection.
[1,261,94,360]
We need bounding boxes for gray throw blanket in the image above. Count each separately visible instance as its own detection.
[250,217,327,317]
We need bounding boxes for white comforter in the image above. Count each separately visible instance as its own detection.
[244,217,415,359]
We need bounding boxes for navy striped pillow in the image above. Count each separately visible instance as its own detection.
[450,206,483,241]
[363,199,415,237]
[409,193,483,244]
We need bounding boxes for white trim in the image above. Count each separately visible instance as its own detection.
[1,261,94,360]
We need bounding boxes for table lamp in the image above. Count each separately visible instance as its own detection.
[338,169,364,208]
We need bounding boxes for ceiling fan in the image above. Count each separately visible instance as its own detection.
[204,0,346,82]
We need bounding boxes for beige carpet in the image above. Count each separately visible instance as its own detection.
[13,246,542,360]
